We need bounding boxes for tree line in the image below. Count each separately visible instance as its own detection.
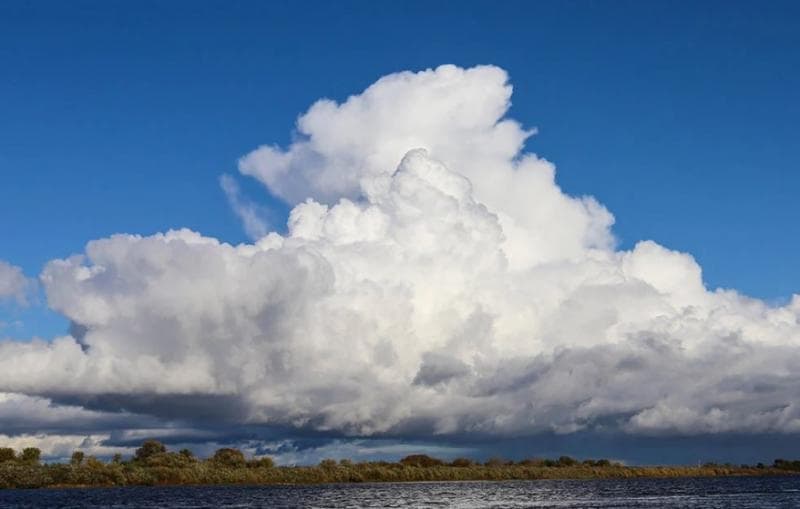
[0,440,797,489]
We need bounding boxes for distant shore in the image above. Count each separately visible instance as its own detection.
[2,441,798,489]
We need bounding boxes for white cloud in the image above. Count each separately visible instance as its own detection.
[0,65,798,443]
[239,64,615,270]
[0,260,29,305]
[220,174,271,240]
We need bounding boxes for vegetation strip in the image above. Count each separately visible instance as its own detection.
[1,441,798,489]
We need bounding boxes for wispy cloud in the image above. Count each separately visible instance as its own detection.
[220,173,270,240]
[0,260,30,306]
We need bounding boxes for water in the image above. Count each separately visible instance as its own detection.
[0,477,799,508]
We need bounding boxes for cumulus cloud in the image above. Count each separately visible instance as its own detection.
[0,260,29,305]
[239,64,615,270]
[0,65,798,451]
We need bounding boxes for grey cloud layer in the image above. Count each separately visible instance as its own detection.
[0,65,799,445]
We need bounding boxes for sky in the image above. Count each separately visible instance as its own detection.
[0,1,798,465]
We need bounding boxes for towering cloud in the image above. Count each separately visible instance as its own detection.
[0,65,798,449]
[239,65,614,270]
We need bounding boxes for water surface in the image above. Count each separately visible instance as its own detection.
[1,476,799,508]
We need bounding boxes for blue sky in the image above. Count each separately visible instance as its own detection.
[0,1,799,464]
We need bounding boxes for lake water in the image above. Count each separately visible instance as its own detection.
[0,476,799,508]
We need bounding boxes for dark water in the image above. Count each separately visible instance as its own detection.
[1,477,799,508]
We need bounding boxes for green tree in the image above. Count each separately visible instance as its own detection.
[134,439,167,461]
[248,456,275,468]
[70,451,85,466]
[557,455,578,467]
[211,448,246,467]
[319,458,338,469]
[450,457,473,467]
[518,458,546,466]
[399,454,444,467]
[21,447,41,464]
[0,447,15,462]
[484,457,508,467]
[85,456,104,469]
